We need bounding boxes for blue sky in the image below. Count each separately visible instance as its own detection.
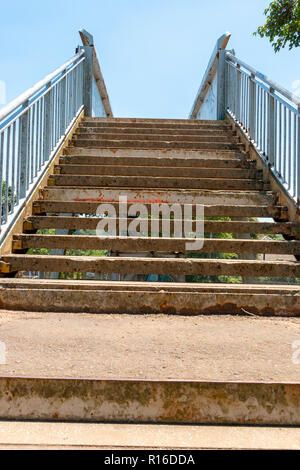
[1,0,299,118]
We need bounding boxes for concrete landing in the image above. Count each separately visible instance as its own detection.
[0,311,299,382]
[0,421,299,450]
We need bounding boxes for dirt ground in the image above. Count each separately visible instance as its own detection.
[0,311,299,382]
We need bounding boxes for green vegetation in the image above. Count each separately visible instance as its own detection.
[255,0,300,52]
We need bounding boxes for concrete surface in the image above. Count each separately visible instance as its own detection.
[0,311,299,381]
[0,421,299,450]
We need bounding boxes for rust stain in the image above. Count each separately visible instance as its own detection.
[74,198,171,204]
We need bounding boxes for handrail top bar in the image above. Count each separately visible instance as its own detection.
[226,51,300,107]
[0,51,85,123]
[189,32,231,119]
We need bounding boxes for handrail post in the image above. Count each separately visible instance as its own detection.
[19,101,29,199]
[217,50,226,120]
[82,45,93,117]
[236,64,241,122]
[60,70,67,136]
[268,88,275,167]
[249,73,256,140]
[297,106,300,207]
[43,83,52,164]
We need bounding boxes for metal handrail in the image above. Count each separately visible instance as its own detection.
[190,35,300,207]
[0,30,113,245]
[0,51,86,245]
[225,53,300,205]
[0,51,85,127]
[226,52,300,107]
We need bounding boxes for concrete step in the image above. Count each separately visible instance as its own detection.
[78,126,235,136]
[12,235,300,256]
[48,174,266,191]
[24,216,297,235]
[72,139,244,151]
[74,132,240,143]
[54,164,262,180]
[40,187,276,206]
[60,154,255,169]
[64,147,247,160]
[32,201,287,219]
[0,374,299,425]
[1,421,300,450]
[4,279,300,316]
[2,254,300,278]
[0,310,299,426]
[82,117,231,127]
[0,310,299,427]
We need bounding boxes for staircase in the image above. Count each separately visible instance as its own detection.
[0,30,300,444]
[0,116,299,316]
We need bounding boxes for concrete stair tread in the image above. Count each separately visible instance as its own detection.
[48,174,266,191]
[32,201,288,219]
[57,166,262,178]
[83,117,229,124]
[2,254,300,278]
[74,133,240,143]
[72,139,243,150]
[1,421,300,450]
[24,216,298,235]
[78,126,235,135]
[60,155,254,168]
[65,148,246,159]
[55,164,261,179]
[12,234,300,255]
[0,311,299,382]
[0,278,299,315]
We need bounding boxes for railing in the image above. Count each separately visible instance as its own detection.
[225,52,300,206]
[0,30,112,244]
[190,33,300,207]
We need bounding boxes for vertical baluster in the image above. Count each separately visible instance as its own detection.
[283,107,287,183]
[255,84,259,145]
[15,120,20,205]
[293,112,297,198]
[70,69,74,118]
[54,84,57,144]
[32,103,36,179]
[236,65,241,122]
[249,73,256,141]
[268,89,275,166]
[11,122,16,212]
[19,103,29,199]
[4,127,11,222]
[288,110,292,191]
[38,99,42,171]
[274,99,278,170]
[75,65,79,114]
[297,106,300,205]
[278,103,282,178]
[258,87,262,151]
[60,71,67,137]
[0,132,4,224]
[43,84,52,164]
